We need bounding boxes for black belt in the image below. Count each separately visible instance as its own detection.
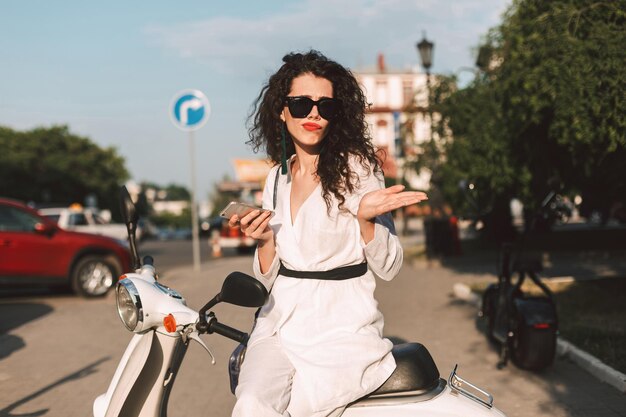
[278,261,367,280]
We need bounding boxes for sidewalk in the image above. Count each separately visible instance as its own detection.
[376,242,626,416]
[451,282,626,394]
[166,238,626,417]
[396,220,626,396]
[397,217,626,280]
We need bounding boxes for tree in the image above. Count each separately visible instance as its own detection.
[422,0,626,238]
[208,174,236,218]
[151,207,192,229]
[0,125,129,216]
[493,0,626,215]
[163,184,191,201]
[428,76,520,241]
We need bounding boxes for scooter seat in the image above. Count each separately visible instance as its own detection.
[368,342,440,397]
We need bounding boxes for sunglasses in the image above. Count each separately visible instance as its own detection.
[285,96,341,120]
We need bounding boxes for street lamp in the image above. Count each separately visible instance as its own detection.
[416,33,434,123]
[416,33,436,246]
[417,34,434,76]
[475,44,491,72]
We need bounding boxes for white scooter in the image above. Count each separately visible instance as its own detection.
[93,187,508,417]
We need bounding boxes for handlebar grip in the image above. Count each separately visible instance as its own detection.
[208,320,248,344]
[142,255,154,266]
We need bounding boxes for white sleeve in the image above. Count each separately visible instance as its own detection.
[252,249,280,291]
[360,213,403,281]
[252,166,280,291]
[346,159,403,281]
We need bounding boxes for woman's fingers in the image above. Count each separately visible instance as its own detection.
[249,213,272,239]
[396,191,428,200]
[384,184,406,194]
[359,188,429,220]
[241,210,272,238]
[249,210,271,229]
[231,210,262,230]
[383,186,427,200]
[400,193,428,205]
[229,210,273,240]
[228,214,240,228]
[377,192,428,215]
[239,210,260,227]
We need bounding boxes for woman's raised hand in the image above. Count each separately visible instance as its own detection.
[357,185,428,221]
[228,210,274,243]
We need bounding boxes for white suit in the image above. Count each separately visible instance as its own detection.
[233,156,403,417]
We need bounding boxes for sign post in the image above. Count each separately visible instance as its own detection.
[170,89,210,272]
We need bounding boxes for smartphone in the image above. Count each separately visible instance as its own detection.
[219,201,273,219]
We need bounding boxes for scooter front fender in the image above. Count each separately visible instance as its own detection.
[93,330,187,417]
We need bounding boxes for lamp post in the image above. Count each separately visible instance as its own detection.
[416,33,435,249]
[416,33,434,132]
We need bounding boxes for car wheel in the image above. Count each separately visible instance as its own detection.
[71,255,118,297]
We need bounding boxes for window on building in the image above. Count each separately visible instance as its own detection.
[375,79,388,106]
[403,79,414,108]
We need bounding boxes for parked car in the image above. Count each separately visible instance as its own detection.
[0,198,132,297]
[137,217,158,240]
[38,204,141,241]
[212,217,256,254]
[155,227,192,241]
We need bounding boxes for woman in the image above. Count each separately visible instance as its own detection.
[229,50,428,417]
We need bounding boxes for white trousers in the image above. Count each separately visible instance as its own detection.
[232,334,346,417]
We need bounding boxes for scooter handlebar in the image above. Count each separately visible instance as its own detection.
[208,320,249,344]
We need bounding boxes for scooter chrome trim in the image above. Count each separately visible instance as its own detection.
[116,279,143,331]
[448,364,493,409]
[154,281,183,299]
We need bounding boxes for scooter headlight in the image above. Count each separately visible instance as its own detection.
[116,279,142,331]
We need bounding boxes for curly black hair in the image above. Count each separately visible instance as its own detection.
[247,50,382,212]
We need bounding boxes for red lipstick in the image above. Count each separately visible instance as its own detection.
[302,122,321,131]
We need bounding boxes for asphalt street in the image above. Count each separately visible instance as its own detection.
[1,238,625,417]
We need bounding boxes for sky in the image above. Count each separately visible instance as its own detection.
[0,0,511,201]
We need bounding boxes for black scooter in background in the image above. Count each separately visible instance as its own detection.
[480,192,560,371]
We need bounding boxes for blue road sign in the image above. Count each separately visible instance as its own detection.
[170,89,211,131]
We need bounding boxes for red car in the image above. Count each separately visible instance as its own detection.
[0,197,132,297]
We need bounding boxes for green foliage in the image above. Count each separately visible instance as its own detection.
[151,207,192,229]
[163,184,191,201]
[208,174,237,217]
[134,189,151,218]
[137,181,193,227]
[423,0,626,236]
[209,192,234,218]
[494,0,626,207]
[0,125,129,215]
[429,76,519,240]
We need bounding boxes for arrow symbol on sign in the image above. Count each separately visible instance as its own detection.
[180,98,203,126]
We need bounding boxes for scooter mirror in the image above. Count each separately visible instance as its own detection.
[220,272,268,308]
[119,186,141,270]
[119,186,139,228]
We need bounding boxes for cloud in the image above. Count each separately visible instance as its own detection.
[144,0,510,77]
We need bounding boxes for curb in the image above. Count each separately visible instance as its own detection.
[452,282,626,394]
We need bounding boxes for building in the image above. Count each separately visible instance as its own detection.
[354,54,434,190]
[215,159,273,207]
